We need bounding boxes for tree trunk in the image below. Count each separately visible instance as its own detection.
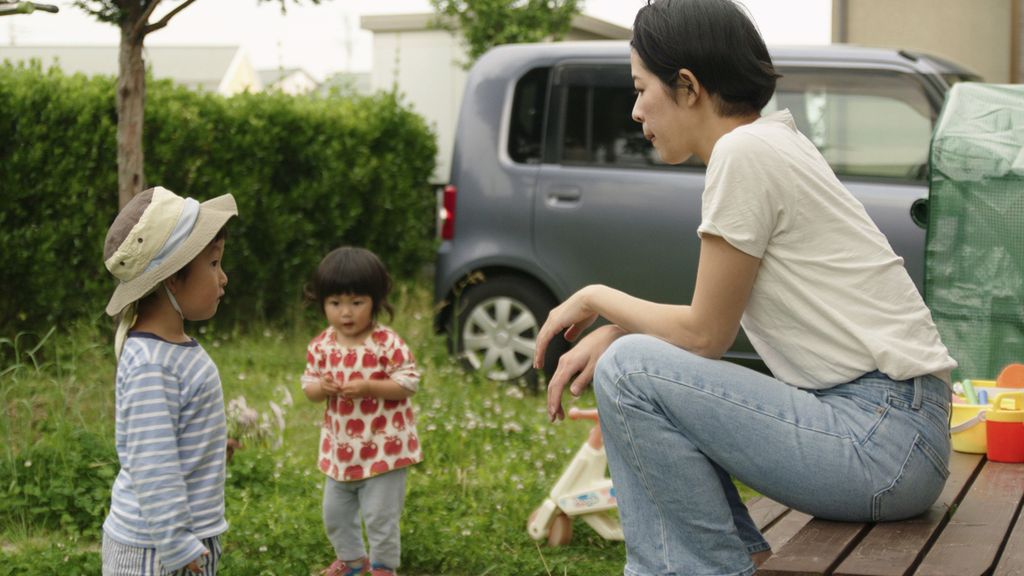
[116,21,146,208]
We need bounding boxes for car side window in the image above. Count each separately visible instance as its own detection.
[766,68,936,180]
[550,65,668,168]
[508,67,550,164]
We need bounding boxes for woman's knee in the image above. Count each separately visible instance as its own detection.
[595,334,654,393]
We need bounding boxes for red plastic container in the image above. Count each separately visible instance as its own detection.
[985,392,1024,463]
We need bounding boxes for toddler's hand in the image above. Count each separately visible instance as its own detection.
[339,379,369,398]
[320,376,342,395]
[185,550,209,573]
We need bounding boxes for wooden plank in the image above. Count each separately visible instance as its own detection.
[750,496,792,531]
[834,452,984,576]
[914,461,1024,576]
[762,510,815,560]
[993,486,1024,576]
[758,516,868,576]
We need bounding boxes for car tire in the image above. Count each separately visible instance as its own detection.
[450,276,568,388]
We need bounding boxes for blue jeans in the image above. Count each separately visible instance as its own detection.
[593,335,951,576]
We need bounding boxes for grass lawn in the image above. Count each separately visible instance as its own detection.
[0,280,757,575]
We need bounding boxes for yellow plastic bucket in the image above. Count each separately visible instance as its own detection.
[951,390,1023,453]
[951,402,989,453]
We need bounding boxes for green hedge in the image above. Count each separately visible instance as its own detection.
[0,63,437,335]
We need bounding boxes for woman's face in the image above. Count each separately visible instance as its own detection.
[630,49,695,165]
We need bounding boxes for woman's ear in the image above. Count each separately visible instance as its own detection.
[677,68,701,105]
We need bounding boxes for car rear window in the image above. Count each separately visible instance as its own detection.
[508,67,549,164]
[765,68,936,180]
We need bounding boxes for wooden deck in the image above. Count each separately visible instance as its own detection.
[750,452,1024,575]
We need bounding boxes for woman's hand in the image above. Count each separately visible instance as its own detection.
[534,285,602,370]
[546,324,626,422]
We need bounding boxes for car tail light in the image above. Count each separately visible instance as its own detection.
[438,184,457,240]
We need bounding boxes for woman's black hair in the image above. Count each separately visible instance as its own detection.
[631,0,780,117]
[305,246,394,321]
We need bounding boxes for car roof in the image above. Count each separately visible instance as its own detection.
[479,41,973,77]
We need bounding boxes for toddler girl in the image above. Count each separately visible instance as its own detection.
[301,246,422,576]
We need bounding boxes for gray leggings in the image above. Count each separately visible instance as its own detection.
[323,468,407,569]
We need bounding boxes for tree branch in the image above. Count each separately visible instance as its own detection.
[142,0,199,36]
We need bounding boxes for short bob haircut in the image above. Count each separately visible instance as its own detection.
[306,246,394,321]
[632,0,780,117]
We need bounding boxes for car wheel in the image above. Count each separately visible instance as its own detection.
[451,276,567,387]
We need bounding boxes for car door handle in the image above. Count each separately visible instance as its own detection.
[546,187,581,207]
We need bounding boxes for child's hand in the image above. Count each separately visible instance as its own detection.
[320,376,342,396]
[339,379,369,398]
[185,550,209,573]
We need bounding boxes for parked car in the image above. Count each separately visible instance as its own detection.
[434,41,980,386]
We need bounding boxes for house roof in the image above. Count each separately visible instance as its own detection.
[257,67,316,87]
[360,12,631,40]
[0,45,248,92]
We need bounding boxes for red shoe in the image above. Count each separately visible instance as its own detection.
[321,557,369,576]
[369,564,397,576]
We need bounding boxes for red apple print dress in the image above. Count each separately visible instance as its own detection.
[302,324,422,482]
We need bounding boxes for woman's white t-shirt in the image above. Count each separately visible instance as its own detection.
[698,110,956,389]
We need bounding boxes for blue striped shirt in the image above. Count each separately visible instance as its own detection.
[102,332,228,572]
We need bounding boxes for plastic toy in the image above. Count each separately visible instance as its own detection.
[527,407,622,546]
[997,363,1024,388]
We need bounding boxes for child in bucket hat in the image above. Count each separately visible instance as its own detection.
[100,186,236,576]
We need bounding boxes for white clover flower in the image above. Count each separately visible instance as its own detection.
[23,460,31,468]
[274,385,294,407]
[237,373,246,381]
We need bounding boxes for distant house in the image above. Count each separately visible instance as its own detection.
[0,45,261,95]
[257,67,319,95]
[360,13,631,183]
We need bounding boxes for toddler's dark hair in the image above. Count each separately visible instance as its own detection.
[305,246,394,320]
[632,0,780,117]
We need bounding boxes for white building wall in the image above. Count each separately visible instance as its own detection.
[370,29,468,183]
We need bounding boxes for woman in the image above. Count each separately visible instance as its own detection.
[533,1,956,574]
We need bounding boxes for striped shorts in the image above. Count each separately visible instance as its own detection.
[102,533,222,576]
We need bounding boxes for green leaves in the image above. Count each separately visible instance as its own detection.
[0,65,437,336]
[431,0,582,63]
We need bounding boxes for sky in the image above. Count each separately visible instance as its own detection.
[1,0,832,81]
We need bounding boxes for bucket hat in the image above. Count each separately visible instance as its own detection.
[103,186,237,316]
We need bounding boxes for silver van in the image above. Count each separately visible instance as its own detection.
[434,41,979,385]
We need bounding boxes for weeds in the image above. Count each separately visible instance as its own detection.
[1,283,628,574]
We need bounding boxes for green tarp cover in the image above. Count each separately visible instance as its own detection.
[926,83,1024,381]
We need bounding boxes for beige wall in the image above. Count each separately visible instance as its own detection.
[833,0,1013,83]
[363,13,630,183]
[369,28,468,183]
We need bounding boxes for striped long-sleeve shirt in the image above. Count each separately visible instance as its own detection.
[102,332,228,572]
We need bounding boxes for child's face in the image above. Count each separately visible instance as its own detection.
[172,239,228,321]
[324,293,375,344]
